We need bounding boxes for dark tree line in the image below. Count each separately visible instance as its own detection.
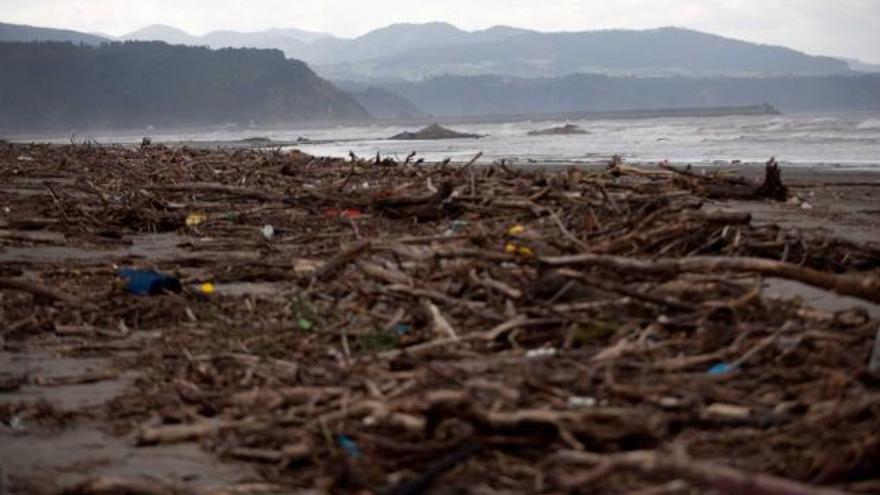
[0,41,369,131]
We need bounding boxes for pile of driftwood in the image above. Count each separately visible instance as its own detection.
[1,142,879,495]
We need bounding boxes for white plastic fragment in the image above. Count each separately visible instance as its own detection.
[526,347,558,359]
[567,396,598,408]
[8,415,25,431]
[800,202,814,210]
[261,225,275,240]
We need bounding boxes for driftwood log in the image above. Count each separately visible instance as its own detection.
[662,157,788,201]
[541,254,880,304]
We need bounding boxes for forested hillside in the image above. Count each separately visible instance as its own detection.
[0,41,369,131]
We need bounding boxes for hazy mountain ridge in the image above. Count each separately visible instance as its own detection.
[335,82,425,119]
[117,22,852,79]
[1,21,860,79]
[842,58,880,73]
[0,41,369,131]
[381,73,880,116]
[318,27,851,79]
[120,24,331,52]
[0,22,108,45]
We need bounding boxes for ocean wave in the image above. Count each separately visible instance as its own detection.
[856,119,880,130]
[702,135,880,145]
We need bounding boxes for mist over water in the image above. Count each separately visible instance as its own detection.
[26,111,880,168]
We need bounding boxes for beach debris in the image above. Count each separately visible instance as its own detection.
[389,124,481,140]
[707,362,736,376]
[325,208,363,219]
[702,403,752,420]
[392,323,411,335]
[447,219,470,234]
[260,224,275,240]
[118,268,182,296]
[869,328,880,374]
[1,143,878,493]
[8,415,25,432]
[198,282,216,295]
[0,374,25,393]
[0,277,80,304]
[567,396,598,408]
[661,157,788,201]
[526,347,558,359]
[338,435,362,458]
[185,212,208,227]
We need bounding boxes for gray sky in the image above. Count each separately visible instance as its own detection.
[2,0,879,63]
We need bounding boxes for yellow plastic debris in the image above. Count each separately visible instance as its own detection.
[504,242,534,257]
[199,283,216,295]
[186,213,208,227]
[507,225,526,236]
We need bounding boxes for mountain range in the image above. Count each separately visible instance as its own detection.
[0,41,368,131]
[1,20,879,130]
[0,21,865,80]
[0,22,106,45]
[380,74,880,117]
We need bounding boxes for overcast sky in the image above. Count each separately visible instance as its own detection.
[2,0,879,63]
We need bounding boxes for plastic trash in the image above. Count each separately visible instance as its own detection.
[869,328,880,374]
[392,323,411,335]
[261,225,275,240]
[445,220,471,236]
[526,347,557,359]
[507,224,526,236]
[337,434,362,458]
[567,396,597,408]
[185,213,208,227]
[118,268,182,296]
[297,317,314,331]
[8,415,25,432]
[505,242,534,256]
[708,362,736,376]
[199,283,216,295]
[325,208,364,219]
[450,220,470,231]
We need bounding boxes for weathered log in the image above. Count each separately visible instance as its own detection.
[541,254,880,304]
[553,449,853,495]
[0,277,80,304]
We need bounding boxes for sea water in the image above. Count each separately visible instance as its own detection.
[20,111,880,169]
[293,112,880,168]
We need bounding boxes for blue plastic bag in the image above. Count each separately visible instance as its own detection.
[118,268,182,296]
